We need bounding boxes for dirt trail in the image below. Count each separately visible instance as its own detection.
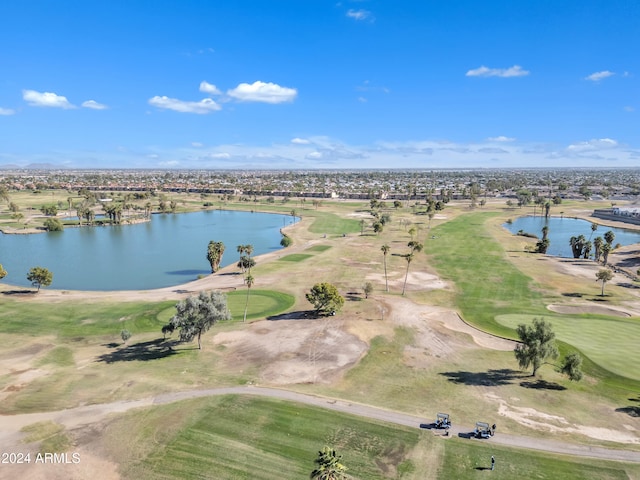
[1,386,638,464]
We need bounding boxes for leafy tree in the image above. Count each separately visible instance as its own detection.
[170,291,232,349]
[373,221,383,235]
[27,266,53,292]
[595,268,614,296]
[514,318,558,376]
[120,329,132,344]
[44,218,64,232]
[560,353,583,381]
[393,200,402,209]
[280,234,292,247]
[0,264,7,281]
[243,274,254,322]
[310,446,348,480]
[363,282,373,299]
[381,244,390,292]
[306,282,344,316]
[40,204,58,216]
[359,219,366,235]
[206,241,225,273]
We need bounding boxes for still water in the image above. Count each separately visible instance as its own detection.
[0,210,290,291]
[503,216,640,257]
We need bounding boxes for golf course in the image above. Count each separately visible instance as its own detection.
[0,190,639,479]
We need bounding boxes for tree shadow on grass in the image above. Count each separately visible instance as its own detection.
[616,396,640,417]
[439,369,520,386]
[1,289,36,296]
[519,379,566,391]
[96,338,180,363]
[267,310,316,321]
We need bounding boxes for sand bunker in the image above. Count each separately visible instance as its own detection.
[487,393,640,444]
[547,304,633,317]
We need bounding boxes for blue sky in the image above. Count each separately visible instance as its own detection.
[1,0,638,169]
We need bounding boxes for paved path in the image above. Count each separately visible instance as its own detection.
[1,386,638,463]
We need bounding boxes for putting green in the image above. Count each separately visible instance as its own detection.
[496,314,640,381]
[157,290,295,323]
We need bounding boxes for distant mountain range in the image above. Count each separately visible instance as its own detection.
[0,163,63,170]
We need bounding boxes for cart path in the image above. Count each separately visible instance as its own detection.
[1,386,638,463]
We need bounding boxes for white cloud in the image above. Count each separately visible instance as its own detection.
[291,138,310,145]
[466,65,530,78]
[148,96,221,114]
[191,142,204,147]
[306,151,323,159]
[358,96,367,103]
[0,107,15,115]
[199,81,221,95]
[346,9,373,21]
[567,138,618,152]
[624,106,635,112]
[585,70,614,82]
[227,81,297,103]
[81,100,108,110]
[207,152,231,159]
[23,89,75,108]
[487,136,515,142]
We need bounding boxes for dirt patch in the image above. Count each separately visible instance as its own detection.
[366,271,449,292]
[213,317,368,385]
[547,304,633,317]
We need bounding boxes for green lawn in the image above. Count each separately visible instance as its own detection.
[0,299,174,338]
[306,244,332,252]
[278,253,313,262]
[107,395,423,480]
[496,314,640,381]
[425,212,547,338]
[307,211,361,235]
[226,289,295,321]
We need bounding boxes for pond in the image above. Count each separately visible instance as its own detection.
[503,216,640,258]
[0,210,291,291]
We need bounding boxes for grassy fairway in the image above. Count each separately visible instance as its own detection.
[442,439,636,480]
[100,395,640,480]
[106,395,424,480]
[307,211,361,235]
[497,314,640,381]
[278,253,313,262]
[226,289,295,321]
[0,299,174,337]
[425,211,548,337]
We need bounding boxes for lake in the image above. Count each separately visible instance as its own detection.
[0,210,291,291]
[503,216,640,258]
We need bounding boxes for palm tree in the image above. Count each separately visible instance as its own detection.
[589,222,598,241]
[381,244,390,292]
[310,446,348,480]
[408,240,423,254]
[593,236,604,262]
[243,274,254,322]
[604,230,615,246]
[207,241,225,273]
[402,253,414,296]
